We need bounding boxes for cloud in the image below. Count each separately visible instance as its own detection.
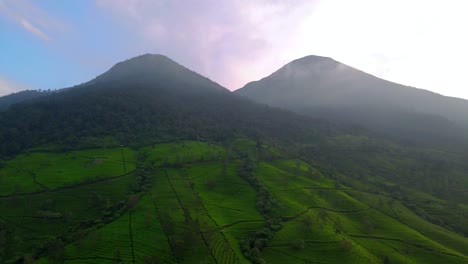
[96,0,319,89]
[20,18,50,41]
[0,0,65,42]
[290,0,468,99]
[0,76,28,96]
[96,0,468,99]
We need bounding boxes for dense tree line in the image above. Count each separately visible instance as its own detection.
[0,90,54,111]
[236,152,282,264]
[0,58,335,157]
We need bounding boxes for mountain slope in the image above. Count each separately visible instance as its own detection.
[0,54,333,156]
[236,56,468,149]
[0,90,53,111]
[1,54,468,264]
[2,140,467,264]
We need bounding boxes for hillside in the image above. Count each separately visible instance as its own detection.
[235,56,468,149]
[0,90,53,111]
[1,140,468,264]
[0,54,332,157]
[0,54,468,264]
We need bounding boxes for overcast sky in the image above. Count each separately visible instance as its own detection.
[1,0,467,99]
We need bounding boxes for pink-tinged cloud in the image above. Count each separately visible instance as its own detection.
[20,18,50,41]
[0,0,66,42]
[96,0,318,90]
[96,0,468,100]
[0,75,28,96]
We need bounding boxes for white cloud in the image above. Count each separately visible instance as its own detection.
[96,0,468,99]
[96,0,319,90]
[285,0,468,99]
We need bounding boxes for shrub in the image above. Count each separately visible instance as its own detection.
[291,239,305,250]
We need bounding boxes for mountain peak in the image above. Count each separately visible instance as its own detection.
[237,53,468,137]
[101,53,184,80]
[116,53,175,65]
[268,55,343,80]
[290,55,336,65]
[90,54,227,93]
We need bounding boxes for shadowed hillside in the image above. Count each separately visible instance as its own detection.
[0,54,333,157]
[1,54,468,264]
[236,55,468,149]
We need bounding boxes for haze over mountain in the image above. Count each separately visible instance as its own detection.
[0,90,53,111]
[0,54,332,157]
[236,55,468,148]
[1,54,468,263]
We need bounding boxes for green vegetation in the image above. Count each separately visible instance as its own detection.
[2,53,468,264]
[2,57,468,263]
[1,140,468,263]
[141,140,225,166]
[0,147,136,195]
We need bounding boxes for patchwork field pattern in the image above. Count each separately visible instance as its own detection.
[1,141,467,263]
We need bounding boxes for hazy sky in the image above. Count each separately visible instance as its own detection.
[1,0,467,99]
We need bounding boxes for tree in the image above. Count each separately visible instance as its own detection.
[113,248,122,264]
[145,209,153,228]
[291,239,305,250]
[144,255,161,264]
[206,178,217,190]
[46,239,65,262]
[23,255,35,264]
[90,193,104,209]
[171,238,185,260]
[40,199,55,211]
[362,217,375,234]
[340,239,353,252]
[383,255,391,264]
[127,194,140,209]
[160,212,174,235]
[302,216,313,229]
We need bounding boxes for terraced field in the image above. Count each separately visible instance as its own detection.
[254,160,468,264]
[0,147,136,196]
[1,140,468,263]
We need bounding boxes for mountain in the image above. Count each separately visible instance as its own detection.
[236,56,468,149]
[0,54,332,156]
[92,54,226,93]
[1,54,468,264]
[0,90,53,111]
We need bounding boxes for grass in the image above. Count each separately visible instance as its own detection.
[48,194,176,264]
[151,168,217,263]
[0,172,137,262]
[141,140,225,166]
[187,162,264,263]
[3,140,468,264]
[0,147,136,195]
[345,190,468,257]
[252,159,468,264]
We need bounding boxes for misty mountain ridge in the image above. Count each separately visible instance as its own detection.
[3,53,468,149]
[3,53,468,121]
[239,55,468,116]
[237,55,468,149]
[2,54,468,263]
[0,89,54,111]
[90,54,227,94]
[0,53,333,156]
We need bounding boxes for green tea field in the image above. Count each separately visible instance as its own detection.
[1,140,467,263]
